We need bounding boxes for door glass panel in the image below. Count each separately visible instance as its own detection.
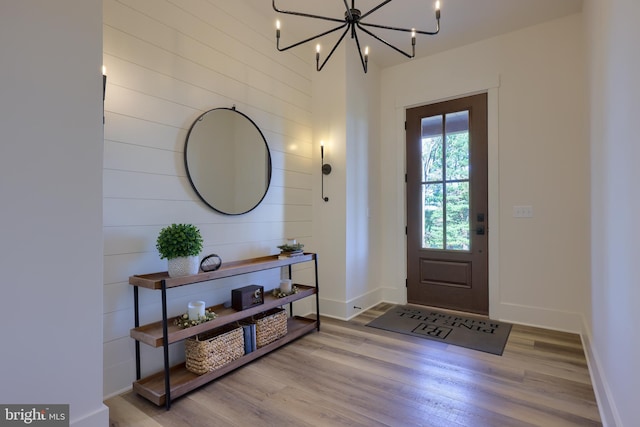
[445,111,469,181]
[445,182,470,250]
[422,183,443,249]
[421,111,471,251]
[421,115,443,182]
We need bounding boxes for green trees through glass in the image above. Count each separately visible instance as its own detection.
[421,111,470,251]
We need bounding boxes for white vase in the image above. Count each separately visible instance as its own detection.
[167,255,200,278]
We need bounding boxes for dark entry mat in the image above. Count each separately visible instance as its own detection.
[367,305,512,355]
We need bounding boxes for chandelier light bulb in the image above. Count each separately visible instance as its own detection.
[364,46,369,70]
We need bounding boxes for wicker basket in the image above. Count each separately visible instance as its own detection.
[254,308,288,348]
[185,324,244,375]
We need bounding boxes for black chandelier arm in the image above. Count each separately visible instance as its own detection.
[359,20,440,36]
[278,23,348,52]
[342,0,353,21]
[359,0,393,21]
[356,23,415,59]
[351,27,369,73]
[273,0,345,24]
[317,25,351,72]
[273,0,441,73]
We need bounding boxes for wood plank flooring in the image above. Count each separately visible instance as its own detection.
[106,303,602,426]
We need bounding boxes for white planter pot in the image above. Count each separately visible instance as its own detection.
[167,255,200,278]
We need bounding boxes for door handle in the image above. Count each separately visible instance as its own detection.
[476,226,485,235]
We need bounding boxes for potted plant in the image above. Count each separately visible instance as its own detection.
[277,239,304,259]
[156,223,204,277]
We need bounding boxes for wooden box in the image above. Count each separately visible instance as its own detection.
[231,284,264,311]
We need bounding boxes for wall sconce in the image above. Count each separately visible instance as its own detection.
[102,65,107,100]
[102,65,107,124]
[321,142,332,202]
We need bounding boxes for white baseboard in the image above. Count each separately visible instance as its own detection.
[319,288,390,320]
[103,385,132,401]
[71,404,110,427]
[580,317,621,427]
[380,285,407,306]
[495,302,584,333]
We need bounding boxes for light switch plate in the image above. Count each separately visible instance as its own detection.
[513,205,533,218]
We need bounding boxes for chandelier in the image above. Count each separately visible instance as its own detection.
[273,0,441,73]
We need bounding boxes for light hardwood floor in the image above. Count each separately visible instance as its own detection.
[106,303,602,426]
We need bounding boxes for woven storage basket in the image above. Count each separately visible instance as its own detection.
[255,308,288,348]
[185,324,244,375]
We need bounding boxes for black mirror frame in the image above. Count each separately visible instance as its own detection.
[184,107,272,215]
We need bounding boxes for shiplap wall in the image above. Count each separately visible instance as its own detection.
[103,0,314,397]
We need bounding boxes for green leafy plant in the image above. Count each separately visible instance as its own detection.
[277,242,304,252]
[272,286,299,298]
[156,223,203,260]
[174,309,217,329]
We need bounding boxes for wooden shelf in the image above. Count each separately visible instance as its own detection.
[129,253,316,290]
[129,252,320,408]
[133,316,317,406]
[131,285,317,347]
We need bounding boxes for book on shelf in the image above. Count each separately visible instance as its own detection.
[241,323,256,354]
[278,250,304,260]
[250,323,256,351]
[242,325,252,354]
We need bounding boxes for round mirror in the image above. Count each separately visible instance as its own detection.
[184,107,272,215]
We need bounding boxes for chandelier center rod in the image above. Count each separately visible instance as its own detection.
[345,8,362,23]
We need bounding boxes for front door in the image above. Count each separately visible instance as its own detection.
[406,93,488,314]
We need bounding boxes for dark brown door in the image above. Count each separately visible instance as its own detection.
[406,93,488,315]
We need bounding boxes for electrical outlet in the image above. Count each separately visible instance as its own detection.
[513,205,533,218]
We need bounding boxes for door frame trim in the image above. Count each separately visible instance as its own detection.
[405,93,489,314]
[394,84,500,318]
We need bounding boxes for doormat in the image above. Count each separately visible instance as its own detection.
[366,305,512,355]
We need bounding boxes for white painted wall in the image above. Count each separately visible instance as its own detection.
[345,44,383,318]
[584,0,640,425]
[380,14,590,332]
[311,42,383,320]
[102,0,314,397]
[312,45,349,317]
[0,1,108,426]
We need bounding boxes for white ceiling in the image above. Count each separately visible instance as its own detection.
[245,0,583,69]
